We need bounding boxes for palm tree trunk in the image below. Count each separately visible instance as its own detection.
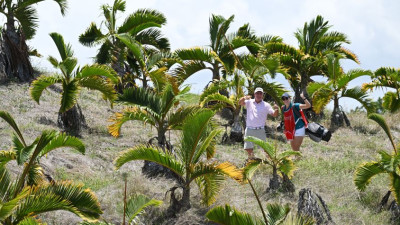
[229,109,243,142]
[212,63,220,81]
[57,104,87,136]
[331,95,343,128]
[268,167,280,192]
[0,17,34,83]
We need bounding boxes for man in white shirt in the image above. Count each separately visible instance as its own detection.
[239,87,279,160]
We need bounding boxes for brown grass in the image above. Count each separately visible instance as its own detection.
[0,83,398,224]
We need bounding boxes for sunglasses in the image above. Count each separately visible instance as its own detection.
[281,97,289,100]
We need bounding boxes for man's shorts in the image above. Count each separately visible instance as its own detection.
[244,127,266,149]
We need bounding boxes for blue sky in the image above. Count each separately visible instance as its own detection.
[23,0,400,110]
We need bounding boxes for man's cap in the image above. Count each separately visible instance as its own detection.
[281,93,290,98]
[254,87,264,93]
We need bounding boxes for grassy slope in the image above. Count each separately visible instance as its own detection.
[0,83,398,224]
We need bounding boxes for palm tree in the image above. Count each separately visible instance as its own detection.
[30,32,117,135]
[114,110,243,214]
[79,0,169,80]
[0,0,67,82]
[174,14,257,85]
[206,142,312,225]
[261,15,358,102]
[108,83,197,149]
[362,67,400,113]
[244,136,300,192]
[354,114,400,206]
[0,111,102,224]
[307,53,374,127]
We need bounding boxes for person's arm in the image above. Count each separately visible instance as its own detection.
[299,92,311,109]
[271,104,279,117]
[239,95,251,106]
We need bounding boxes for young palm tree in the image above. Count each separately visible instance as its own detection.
[0,111,102,224]
[244,136,300,192]
[114,110,243,214]
[362,67,400,113]
[0,0,67,82]
[79,0,169,78]
[261,15,358,102]
[307,53,374,127]
[354,113,400,205]
[30,32,117,135]
[108,83,196,149]
[206,144,312,225]
[174,14,257,85]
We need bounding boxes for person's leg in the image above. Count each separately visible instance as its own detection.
[245,148,255,159]
[290,127,305,151]
[290,136,304,151]
[244,128,255,159]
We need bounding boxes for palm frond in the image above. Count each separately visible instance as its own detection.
[341,87,375,114]
[0,111,26,146]
[368,113,396,151]
[30,75,61,104]
[0,187,30,221]
[49,32,74,60]
[195,168,226,206]
[180,110,215,165]
[60,80,80,113]
[78,76,117,103]
[126,194,162,223]
[77,64,119,84]
[382,92,400,113]
[108,107,156,137]
[390,173,400,205]
[167,106,201,130]
[79,22,104,47]
[206,204,265,225]
[117,87,162,115]
[192,128,223,162]
[38,131,85,157]
[0,163,12,199]
[243,160,262,180]
[354,162,385,191]
[15,216,43,225]
[118,9,166,34]
[135,28,170,50]
[116,33,146,71]
[172,61,208,85]
[200,93,235,110]
[14,5,38,40]
[26,162,44,186]
[16,181,102,222]
[96,41,112,64]
[244,136,275,159]
[114,145,184,177]
[278,159,296,179]
[176,47,214,63]
[266,203,291,225]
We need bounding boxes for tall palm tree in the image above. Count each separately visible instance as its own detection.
[30,32,117,135]
[354,114,400,206]
[261,15,358,102]
[307,54,374,127]
[363,67,400,113]
[0,111,102,224]
[0,0,67,82]
[114,110,243,214]
[79,0,169,79]
[174,14,257,85]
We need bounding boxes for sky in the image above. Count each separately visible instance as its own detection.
[20,0,400,110]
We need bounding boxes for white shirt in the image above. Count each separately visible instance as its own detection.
[245,99,275,128]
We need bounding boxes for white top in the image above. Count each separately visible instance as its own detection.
[245,99,275,128]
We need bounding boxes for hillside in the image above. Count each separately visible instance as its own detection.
[0,83,398,225]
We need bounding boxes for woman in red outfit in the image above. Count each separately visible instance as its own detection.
[281,92,311,151]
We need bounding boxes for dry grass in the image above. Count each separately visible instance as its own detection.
[0,83,399,224]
